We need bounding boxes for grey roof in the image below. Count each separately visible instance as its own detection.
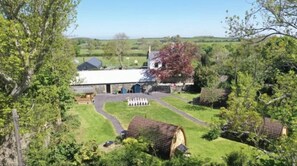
[87,57,102,68]
[148,51,159,61]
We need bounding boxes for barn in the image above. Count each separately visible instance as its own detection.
[127,116,187,159]
[72,69,156,94]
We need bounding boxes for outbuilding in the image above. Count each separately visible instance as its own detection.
[77,57,102,71]
[127,116,187,159]
[260,117,288,139]
[72,69,156,94]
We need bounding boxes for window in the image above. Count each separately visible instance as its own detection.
[154,63,159,68]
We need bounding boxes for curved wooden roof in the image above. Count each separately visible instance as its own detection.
[261,117,287,139]
[127,116,186,159]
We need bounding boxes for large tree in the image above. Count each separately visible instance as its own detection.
[226,0,297,40]
[114,33,130,68]
[0,0,79,99]
[0,1,79,164]
[103,33,130,68]
[149,42,197,86]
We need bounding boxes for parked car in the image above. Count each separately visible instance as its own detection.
[103,141,114,147]
[120,130,127,139]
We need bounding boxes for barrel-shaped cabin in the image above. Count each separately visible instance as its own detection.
[127,116,187,159]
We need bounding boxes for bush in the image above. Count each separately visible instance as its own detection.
[224,150,248,166]
[202,128,220,141]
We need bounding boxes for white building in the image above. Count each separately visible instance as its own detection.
[72,69,156,94]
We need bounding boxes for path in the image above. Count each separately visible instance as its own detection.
[152,97,208,126]
[93,92,208,134]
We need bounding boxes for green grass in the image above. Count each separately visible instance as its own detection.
[68,104,116,143]
[80,48,104,55]
[75,56,147,68]
[163,96,220,123]
[80,48,146,56]
[104,100,253,162]
[172,92,199,101]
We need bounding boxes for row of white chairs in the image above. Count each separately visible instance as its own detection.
[127,98,149,106]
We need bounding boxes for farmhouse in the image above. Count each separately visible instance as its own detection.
[127,116,187,159]
[72,69,156,94]
[147,47,161,69]
[72,47,194,94]
[77,57,102,71]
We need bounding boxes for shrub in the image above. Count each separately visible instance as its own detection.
[202,128,220,141]
[224,150,248,166]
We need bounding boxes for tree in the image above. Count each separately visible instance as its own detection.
[224,150,249,166]
[220,72,263,135]
[151,40,162,51]
[137,37,149,51]
[149,42,197,87]
[103,41,116,57]
[114,33,130,68]
[87,40,95,56]
[0,0,79,99]
[0,1,79,164]
[226,0,297,40]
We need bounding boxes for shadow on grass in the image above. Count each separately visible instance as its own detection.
[184,104,213,112]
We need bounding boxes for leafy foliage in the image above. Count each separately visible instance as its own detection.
[226,0,297,40]
[223,150,248,166]
[202,128,221,141]
[101,138,161,166]
[220,72,263,135]
[149,42,197,84]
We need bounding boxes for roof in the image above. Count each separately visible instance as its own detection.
[261,118,286,139]
[87,57,102,68]
[77,57,102,71]
[127,116,185,159]
[73,69,156,85]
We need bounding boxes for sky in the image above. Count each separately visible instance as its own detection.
[67,0,254,39]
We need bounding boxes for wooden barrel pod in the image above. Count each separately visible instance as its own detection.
[127,116,186,159]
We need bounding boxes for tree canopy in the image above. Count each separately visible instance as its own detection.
[226,0,297,40]
[149,42,197,84]
[0,0,79,99]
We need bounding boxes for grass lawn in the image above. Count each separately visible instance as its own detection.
[172,92,199,101]
[163,96,220,123]
[104,100,253,162]
[75,56,147,68]
[68,104,116,143]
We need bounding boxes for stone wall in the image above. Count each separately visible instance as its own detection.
[0,133,30,166]
[72,82,156,94]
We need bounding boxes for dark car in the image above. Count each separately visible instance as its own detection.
[120,130,127,139]
[103,141,114,147]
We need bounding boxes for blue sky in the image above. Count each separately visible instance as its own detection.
[67,0,254,39]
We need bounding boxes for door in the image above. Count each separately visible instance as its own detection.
[106,84,111,93]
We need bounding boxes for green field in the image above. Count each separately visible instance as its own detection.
[80,48,146,56]
[68,104,116,143]
[163,96,220,123]
[74,36,239,58]
[104,100,252,162]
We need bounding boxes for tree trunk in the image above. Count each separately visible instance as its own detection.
[10,69,34,100]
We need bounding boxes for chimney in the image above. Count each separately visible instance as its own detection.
[148,45,151,53]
